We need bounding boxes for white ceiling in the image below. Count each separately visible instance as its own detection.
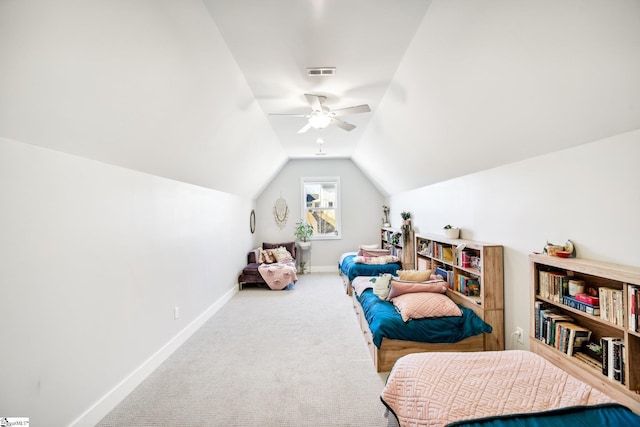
[202,0,433,158]
[202,0,640,195]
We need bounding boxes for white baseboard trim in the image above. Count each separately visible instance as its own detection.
[70,285,238,427]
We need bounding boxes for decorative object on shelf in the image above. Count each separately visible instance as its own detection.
[382,205,390,227]
[543,239,575,257]
[390,232,400,246]
[249,209,256,234]
[294,220,314,246]
[401,211,412,244]
[273,196,289,229]
[443,224,460,239]
[400,211,411,225]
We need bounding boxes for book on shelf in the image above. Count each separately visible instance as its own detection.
[435,266,454,289]
[541,311,572,346]
[551,321,591,355]
[574,351,603,371]
[575,293,599,306]
[442,246,453,263]
[566,324,592,356]
[538,270,568,303]
[598,287,625,326]
[613,340,624,384]
[456,273,480,297]
[534,301,552,340]
[562,295,600,316]
[628,285,639,333]
[601,337,625,384]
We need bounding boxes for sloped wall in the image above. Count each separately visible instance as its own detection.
[0,137,252,426]
[356,0,640,195]
[0,0,286,199]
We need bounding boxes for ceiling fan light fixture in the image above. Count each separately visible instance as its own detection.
[308,113,332,129]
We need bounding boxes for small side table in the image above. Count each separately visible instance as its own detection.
[296,241,312,274]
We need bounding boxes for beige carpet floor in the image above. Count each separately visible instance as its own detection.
[97,273,396,426]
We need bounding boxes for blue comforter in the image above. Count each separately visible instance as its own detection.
[340,254,401,281]
[446,403,640,427]
[357,288,492,347]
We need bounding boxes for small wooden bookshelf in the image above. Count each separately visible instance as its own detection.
[529,253,640,414]
[381,226,414,270]
[414,233,504,351]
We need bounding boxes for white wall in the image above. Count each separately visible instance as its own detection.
[387,129,640,350]
[0,137,252,426]
[255,159,385,270]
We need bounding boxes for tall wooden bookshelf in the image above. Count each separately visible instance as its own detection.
[414,233,504,351]
[381,226,414,270]
[529,253,640,414]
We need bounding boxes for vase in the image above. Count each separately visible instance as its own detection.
[444,228,460,239]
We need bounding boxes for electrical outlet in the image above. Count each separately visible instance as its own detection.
[174,306,180,320]
[516,327,524,344]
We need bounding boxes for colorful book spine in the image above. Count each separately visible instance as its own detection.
[575,293,599,305]
[562,295,600,316]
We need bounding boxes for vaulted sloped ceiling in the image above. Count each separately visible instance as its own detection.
[0,0,288,199]
[1,1,639,199]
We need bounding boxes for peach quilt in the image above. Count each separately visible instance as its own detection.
[381,350,615,427]
[258,262,297,290]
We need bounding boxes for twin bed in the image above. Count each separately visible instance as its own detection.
[339,249,499,372]
[350,275,494,372]
[381,350,640,426]
[339,251,402,295]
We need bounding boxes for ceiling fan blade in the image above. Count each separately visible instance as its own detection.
[330,104,371,117]
[304,94,326,111]
[331,118,356,132]
[297,123,312,134]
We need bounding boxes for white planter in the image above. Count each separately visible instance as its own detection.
[444,228,460,239]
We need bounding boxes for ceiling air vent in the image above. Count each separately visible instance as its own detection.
[307,67,336,77]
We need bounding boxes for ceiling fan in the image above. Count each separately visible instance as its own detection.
[270,94,371,134]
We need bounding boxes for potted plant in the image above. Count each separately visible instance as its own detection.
[294,220,314,247]
[400,211,411,225]
[443,224,460,239]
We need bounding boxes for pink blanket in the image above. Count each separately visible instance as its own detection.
[381,350,615,427]
[258,262,298,290]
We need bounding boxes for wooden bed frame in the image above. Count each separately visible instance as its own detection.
[339,270,354,296]
[347,278,500,372]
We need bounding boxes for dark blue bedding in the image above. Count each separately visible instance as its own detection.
[340,254,401,281]
[446,403,640,427]
[357,288,492,347]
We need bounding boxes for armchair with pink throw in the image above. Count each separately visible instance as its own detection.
[238,242,297,290]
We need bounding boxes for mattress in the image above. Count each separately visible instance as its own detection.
[357,288,491,347]
[339,253,402,281]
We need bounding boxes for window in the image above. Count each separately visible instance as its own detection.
[300,177,341,240]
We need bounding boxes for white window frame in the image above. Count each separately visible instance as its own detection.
[300,176,341,240]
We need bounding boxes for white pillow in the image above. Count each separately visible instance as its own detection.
[372,273,393,300]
